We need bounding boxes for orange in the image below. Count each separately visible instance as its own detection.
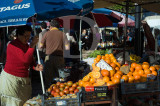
[133,71,138,76]
[94,58,100,63]
[103,76,110,83]
[121,75,129,82]
[130,67,134,72]
[79,80,84,87]
[152,71,158,76]
[142,64,149,69]
[92,63,96,68]
[111,77,114,81]
[110,70,115,77]
[114,73,121,79]
[116,62,121,68]
[128,76,135,83]
[89,77,95,83]
[112,78,120,84]
[109,53,114,57]
[82,75,90,82]
[110,63,117,68]
[97,55,102,59]
[134,75,141,81]
[127,72,133,77]
[112,59,117,63]
[83,82,92,87]
[154,65,160,70]
[135,64,142,71]
[105,54,109,57]
[107,81,114,86]
[138,70,144,76]
[96,79,105,86]
[94,67,100,72]
[101,56,105,60]
[144,69,151,75]
[105,59,111,64]
[149,66,156,72]
[115,67,120,71]
[131,63,137,68]
[93,71,101,79]
[88,72,93,77]
[143,62,149,65]
[116,71,123,76]
[93,83,98,86]
[101,69,110,77]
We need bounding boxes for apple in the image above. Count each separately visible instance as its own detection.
[76,86,81,90]
[69,87,75,92]
[59,87,64,91]
[55,89,60,93]
[60,83,65,88]
[74,89,79,94]
[63,89,69,94]
[51,90,55,96]
[72,83,77,88]
[59,91,64,97]
[65,86,69,90]
[67,81,73,87]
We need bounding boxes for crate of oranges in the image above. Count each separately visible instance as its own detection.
[121,62,160,94]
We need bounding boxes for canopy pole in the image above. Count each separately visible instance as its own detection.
[79,17,82,61]
[32,17,45,94]
[123,0,129,64]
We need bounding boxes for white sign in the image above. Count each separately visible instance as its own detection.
[96,59,113,71]
[0,3,30,12]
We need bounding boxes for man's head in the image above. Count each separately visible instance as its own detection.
[40,22,47,29]
[50,20,60,28]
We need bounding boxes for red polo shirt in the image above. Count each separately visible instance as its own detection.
[4,39,35,77]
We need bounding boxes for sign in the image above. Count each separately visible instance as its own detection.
[96,59,113,71]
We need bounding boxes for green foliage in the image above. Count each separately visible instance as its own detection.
[108,2,135,16]
[88,49,112,58]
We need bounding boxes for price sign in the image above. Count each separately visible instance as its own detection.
[136,84,147,89]
[96,60,113,71]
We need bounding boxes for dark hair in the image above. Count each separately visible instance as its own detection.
[50,20,60,28]
[16,25,32,36]
[41,22,47,29]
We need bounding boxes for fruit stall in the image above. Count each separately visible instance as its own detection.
[24,53,160,106]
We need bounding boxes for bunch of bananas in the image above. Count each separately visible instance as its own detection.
[130,54,141,62]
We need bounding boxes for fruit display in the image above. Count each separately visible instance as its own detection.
[47,81,81,97]
[125,62,160,83]
[79,53,160,88]
[79,53,122,87]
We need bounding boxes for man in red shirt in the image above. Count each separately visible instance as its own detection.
[0,25,43,106]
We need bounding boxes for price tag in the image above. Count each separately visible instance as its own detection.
[56,101,67,105]
[94,86,107,92]
[96,60,113,71]
[136,84,147,89]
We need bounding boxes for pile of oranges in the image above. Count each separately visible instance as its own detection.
[78,53,160,88]
[126,62,160,83]
[79,53,123,87]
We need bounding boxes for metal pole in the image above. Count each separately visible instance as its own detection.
[32,17,45,94]
[123,0,129,64]
[79,17,82,61]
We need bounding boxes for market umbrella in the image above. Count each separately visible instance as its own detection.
[112,11,135,27]
[0,0,93,27]
[0,0,94,94]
